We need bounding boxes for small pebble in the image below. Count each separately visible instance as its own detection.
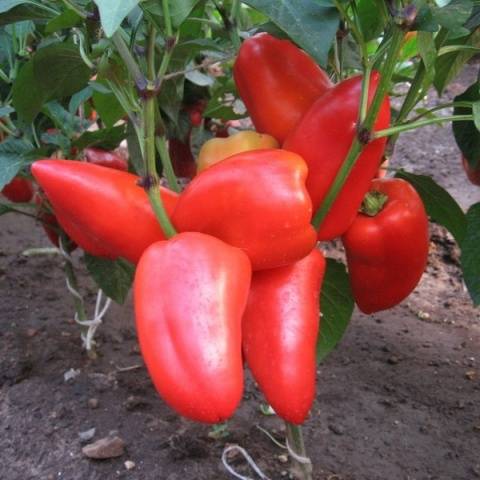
[88,398,99,409]
[277,454,288,463]
[82,435,125,459]
[465,370,476,380]
[125,460,136,470]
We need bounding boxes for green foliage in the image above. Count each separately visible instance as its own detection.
[395,171,467,244]
[317,258,354,363]
[241,0,339,67]
[84,254,135,305]
[72,125,127,151]
[0,137,34,189]
[460,203,480,306]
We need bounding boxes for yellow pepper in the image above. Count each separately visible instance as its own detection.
[197,130,279,172]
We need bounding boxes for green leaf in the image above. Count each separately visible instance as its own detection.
[241,0,339,67]
[0,106,14,117]
[45,8,81,33]
[0,1,40,14]
[395,170,467,244]
[92,88,126,128]
[43,101,90,135]
[12,59,48,122]
[84,254,135,305]
[72,124,127,150]
[69,86,94,115]
[33,43,91,100]
[93,0,140,37]
[453,82,480,169]
[0,3,55,26]
[0,202,17,216]
[432,0,473,37]
[0,137,33,189]
[434,28,480,95]
[141,0,201,29]
[317,258,354,363]
[417,31,436,82]
[357,0,387,41]
[126,120,143,175]
[460,203,480,305]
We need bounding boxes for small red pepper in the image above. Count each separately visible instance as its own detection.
[31,160,178,263]
[2,177,34,203]
[84,147,128,171]
[284,73,391,240]
[234,33,332,143]
[242,249,326,424]
[172,149,317,270]
[134,232,251,423]
[342,178,429,313]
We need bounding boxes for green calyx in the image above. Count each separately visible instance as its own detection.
[360,190,388,216]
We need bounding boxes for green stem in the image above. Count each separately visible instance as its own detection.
[0,121,15,136]
[373,114,473,139]
[359,62,372,123]
[408,101,472,123]
[112,31,145,86]
[162,0,173,36]
[312,26,405,230]
[285,422,312,480]
[0,68,10,83]
[144,27,176,238]
[155,136,180,193]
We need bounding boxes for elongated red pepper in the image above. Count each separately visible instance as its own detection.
[31,160,178,263]
[283,73,390,240]
[84,147,128,171]
[2,177,34,203]
[172,149,317,270]
[242,249,326,424]
[342,178,429,313]
[233,33,332,143]
[134,232,251,423]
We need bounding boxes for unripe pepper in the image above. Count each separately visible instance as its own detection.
[134,232,251,423]
[342,178,429,313]
[2,177,34,203]
[197,130,279,172]
[84,147,128,171]
[233,33,332,143]
[242,249,326,424]
[284,72,391,240]
[172,149,317,270]
[31,160,178,263]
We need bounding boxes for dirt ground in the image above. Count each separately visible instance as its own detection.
[1,65,480,480]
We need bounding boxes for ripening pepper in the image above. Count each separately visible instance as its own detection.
[2,177,34,203]
[462,155,480,186]
[342,178,429,314]
[172,149,317,270]
[197,130,279,172]
[31,160,178,263]
[242,248,326,424]
[84,147,128,171]
[283,72,391,240]
[134,232,251,423]
[233,33,332,143]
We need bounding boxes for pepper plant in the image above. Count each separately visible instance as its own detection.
[1,1,479,479]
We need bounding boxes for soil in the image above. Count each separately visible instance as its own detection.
[1,65,480,480]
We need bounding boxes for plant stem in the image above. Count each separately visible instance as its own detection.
[285,422,312,480]
[0,121,15,136]
[155,136,180,193]
[143,26,176,238]
[112,31,145,86]
[373,114,473,138]
[312,26,405,230]
[162,0,173,36]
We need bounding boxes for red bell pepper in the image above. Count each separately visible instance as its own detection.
[172,149,317,270]
[242,249,326,424]
[233,33,332,143]
[342,178,429,313]
[2,177,34,203]
[283,73,391,240]
[31,160,178,263]
[84,147,128,171]
[134,232,251,423]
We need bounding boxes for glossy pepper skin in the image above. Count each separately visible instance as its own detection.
[31,160,178,263]
[197,130,279,172]
[84,147,128,171]
[233,33,332,143]
[134,232,251,423]
[172,149,317,271]
[242,249,326,424]
[2,177,34,203]
[342,178,429,314]
[284,73,391,240]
